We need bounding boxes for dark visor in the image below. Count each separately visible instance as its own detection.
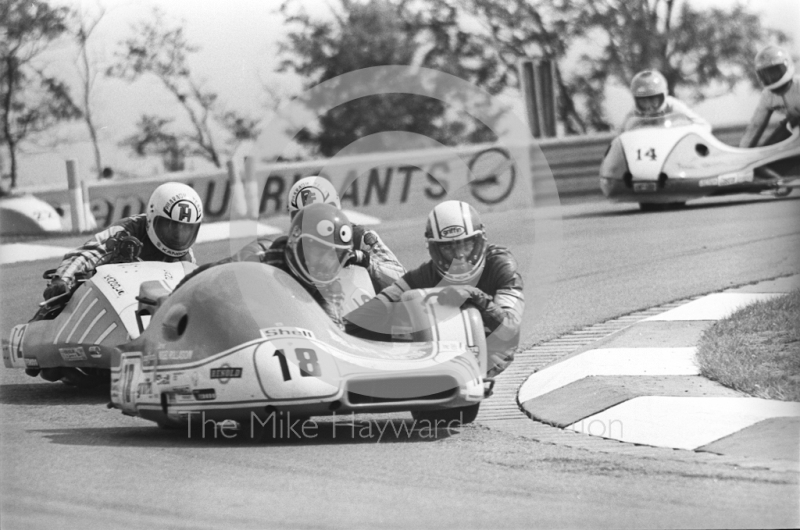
[635,94,665,113]
[757,64,788,86]
[153,217,200,251]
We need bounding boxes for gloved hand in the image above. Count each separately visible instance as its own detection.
[43,278,72,301]
[345,250,370,268]
[487,351,515,378]
[436,286,473,307]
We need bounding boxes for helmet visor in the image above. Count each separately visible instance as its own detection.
[635,94,665,114]
[153,217,200,252]
[297,236,351,284]
[757,63,788,87]
[429,233,486,278]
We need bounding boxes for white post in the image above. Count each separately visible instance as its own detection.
[227,160,247,220]
[66,159,86,232]
[243,156,258,219]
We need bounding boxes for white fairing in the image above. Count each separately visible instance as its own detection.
[337,266,376,315]
[92,261,189,339]
[619,126,691,180]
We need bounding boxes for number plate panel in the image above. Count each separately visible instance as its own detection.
[253,339,340,400]
[633,182,658,193]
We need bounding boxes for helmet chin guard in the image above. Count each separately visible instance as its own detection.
[146,182,203,258]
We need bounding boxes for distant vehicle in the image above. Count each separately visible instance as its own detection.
[600,114,800,211]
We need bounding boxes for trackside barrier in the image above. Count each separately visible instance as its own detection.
[25,125,746,230]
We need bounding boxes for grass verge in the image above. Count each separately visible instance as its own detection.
[696,289,800,401]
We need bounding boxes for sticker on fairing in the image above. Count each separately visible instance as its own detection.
[157,350,193,361]
[59,347,87,362]
[717,171,753,186]
[260,327,316,340]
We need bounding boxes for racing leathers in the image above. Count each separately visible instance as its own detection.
[46,214,195,299]
[232,224,405,293]
[621,95,710,132]
[344,244,524,378]
[739,75,800,148]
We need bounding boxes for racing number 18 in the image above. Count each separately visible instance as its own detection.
[273,348,321,381]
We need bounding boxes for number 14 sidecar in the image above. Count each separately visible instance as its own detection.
[600,114,800,210]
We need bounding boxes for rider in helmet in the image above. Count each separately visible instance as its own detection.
[345,200,524,378]
[42,182,203,304]
[255,203,356,329]
[232,175,405,292]
[621,70,710,131]
[739,45,800,148]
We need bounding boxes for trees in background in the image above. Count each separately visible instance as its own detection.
[106,8,260,172]
[276,0,503,157]
[71,5,106,179]
[470,0,788,132]
[1,0,81,189]
[1,0,791,186]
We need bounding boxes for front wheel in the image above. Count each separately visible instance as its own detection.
[411,403,480,426]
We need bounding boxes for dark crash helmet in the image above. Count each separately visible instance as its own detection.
[285,203,354,286]
[425,200,488,284]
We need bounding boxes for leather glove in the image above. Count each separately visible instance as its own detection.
[487,351,515,378]
[43,278,72,301]
[345,250,370,268]
[436,286,473,307]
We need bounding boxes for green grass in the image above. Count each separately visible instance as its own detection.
[696,289,800,402]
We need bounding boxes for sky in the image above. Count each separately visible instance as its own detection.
[11,0,800,189]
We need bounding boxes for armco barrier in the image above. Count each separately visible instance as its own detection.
[24,125,746,229]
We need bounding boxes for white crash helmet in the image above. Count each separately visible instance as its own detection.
[630,70,669,116]
[755,45,795,91]
[146,182,203,258]
[287,176,341,219]
[425,200,487,283]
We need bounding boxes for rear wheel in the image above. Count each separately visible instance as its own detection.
[411,403,480,426]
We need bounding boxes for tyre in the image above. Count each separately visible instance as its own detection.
[639,202,685,212]
[59,367,110,388]
[411,403,480,425]
[638,202,662,212]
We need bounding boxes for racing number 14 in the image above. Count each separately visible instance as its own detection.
[637,148,657,161]
[273,348,322,381]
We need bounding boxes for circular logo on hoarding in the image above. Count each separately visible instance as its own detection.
[468,147,516,205]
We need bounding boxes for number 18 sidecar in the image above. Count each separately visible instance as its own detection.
[110,262,489,434]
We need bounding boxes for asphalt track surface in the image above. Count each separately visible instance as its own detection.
[1,195,799,529]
